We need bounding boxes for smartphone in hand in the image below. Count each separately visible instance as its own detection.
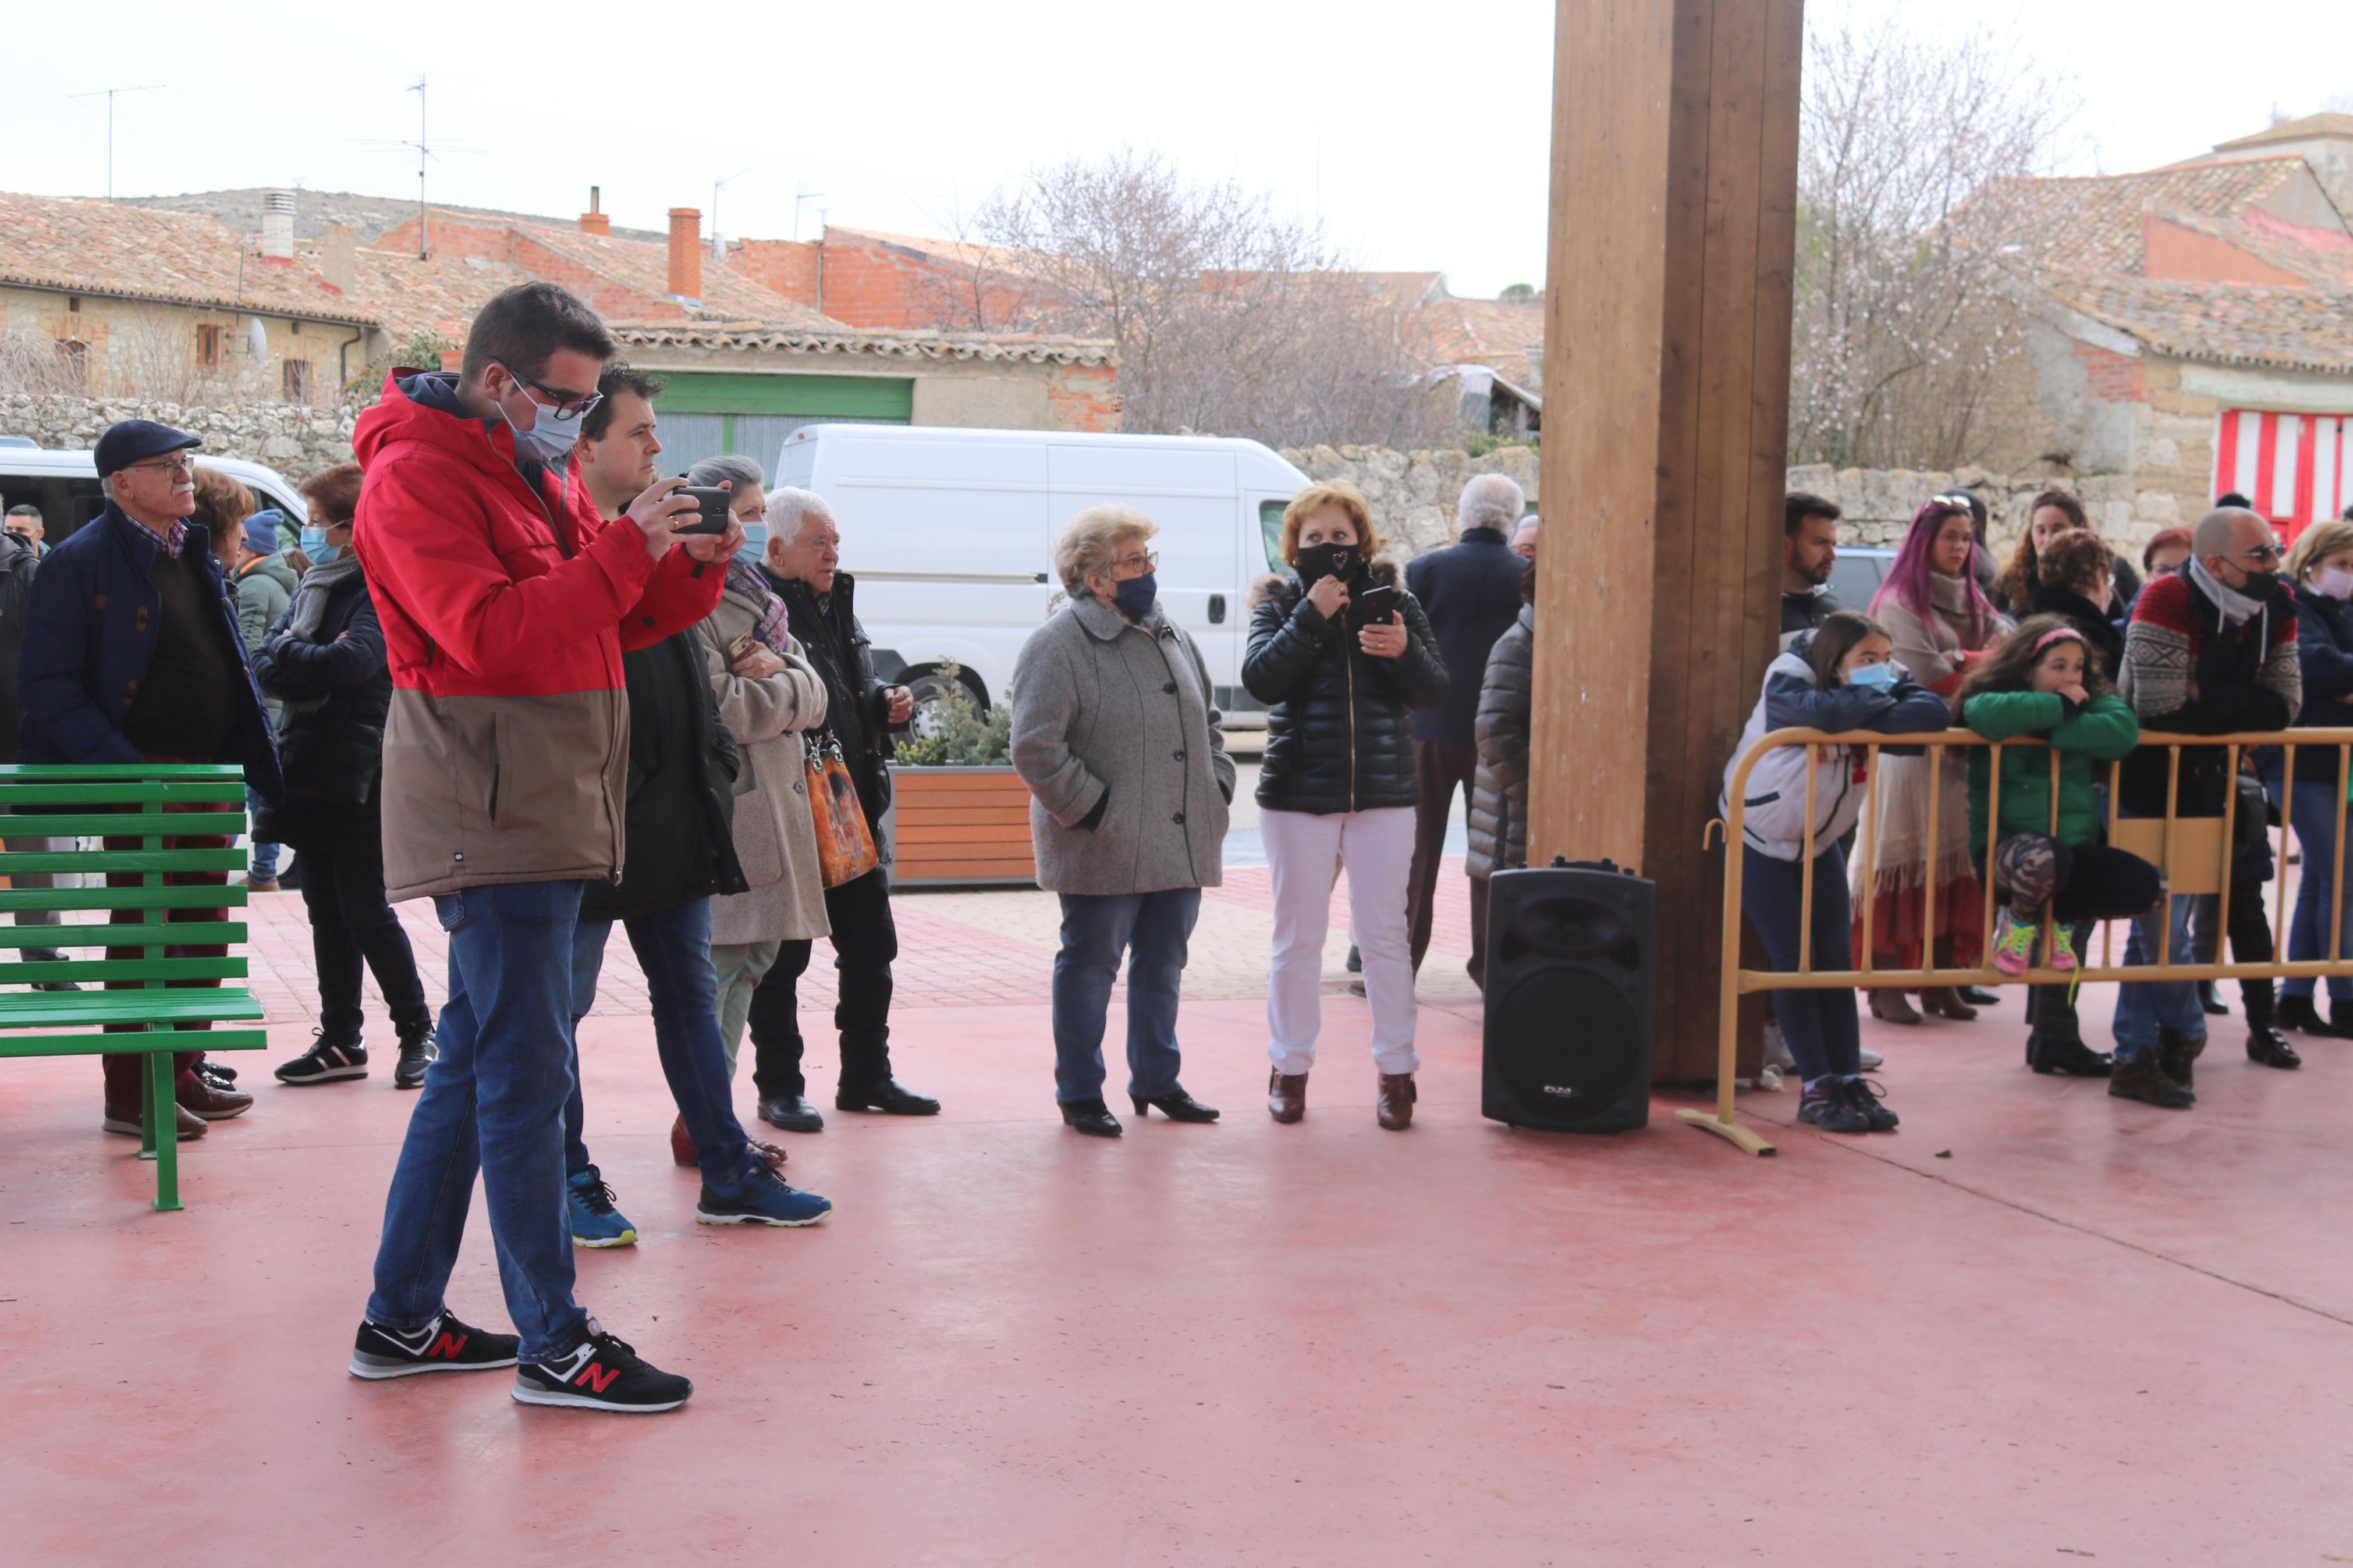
[1353,584,1400,625]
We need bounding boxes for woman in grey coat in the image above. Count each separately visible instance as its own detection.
[1012,505,1236,1137]
[1465,567,1535,993]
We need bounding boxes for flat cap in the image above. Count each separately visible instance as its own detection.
[94,419,200,479]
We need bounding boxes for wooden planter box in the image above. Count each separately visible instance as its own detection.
[890,766,1037,888]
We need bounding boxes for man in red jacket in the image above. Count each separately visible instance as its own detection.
[346,283,729,1413]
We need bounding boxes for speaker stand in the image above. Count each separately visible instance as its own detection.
[1675,1107,1777,1157]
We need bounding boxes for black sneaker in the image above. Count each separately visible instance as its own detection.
[1797,1079,1871,1133]
[1841,1075,1900,1131]
[393,1017,437,1090]
[276,1031,368,1085]
[349,1311,520,1379]
[512,1324,692,1413]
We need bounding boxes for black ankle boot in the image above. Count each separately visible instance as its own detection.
[2198,980,2228,1016]
[2030,1033,2114,1078]
[2156,1026,2206,1092]
[2242,987,2302,1069]
[2277,994,2334,1036]
[1059,1098,1123,1137]
[2110,1051,2194,1108]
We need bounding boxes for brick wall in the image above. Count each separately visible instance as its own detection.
[727,239,821,309]
[1045,364,1121,432]
[816,230,1049,331]
[2075,342,2149,404]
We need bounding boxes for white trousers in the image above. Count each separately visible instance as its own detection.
[1262,805,1419,1076]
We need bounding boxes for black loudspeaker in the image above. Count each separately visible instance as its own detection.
[1481,858,1655,1132]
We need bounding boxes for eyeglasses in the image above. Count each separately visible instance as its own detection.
[2227,543,2285,564]
[1108,550,1158,577]
[125,453,199,477]
[1930,492,1975,509]
[494,361,602,420]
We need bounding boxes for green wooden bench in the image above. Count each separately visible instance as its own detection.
[0,763,264,1211]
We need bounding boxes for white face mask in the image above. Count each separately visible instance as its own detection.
[2316,566,2353,601]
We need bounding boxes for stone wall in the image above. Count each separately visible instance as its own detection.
[0,393,357,482]
[1278,443,1541,559]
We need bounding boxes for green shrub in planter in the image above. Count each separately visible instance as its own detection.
[895,664,1013,767]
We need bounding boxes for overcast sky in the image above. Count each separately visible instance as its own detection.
[9,0,2349,300]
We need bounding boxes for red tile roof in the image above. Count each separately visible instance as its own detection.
[0,192,378,323]
[1415,296,1545,386]
[1950,157,2313,275]
[2031,266,2353,375]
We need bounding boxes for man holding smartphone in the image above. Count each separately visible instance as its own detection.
[347,283,729,1413]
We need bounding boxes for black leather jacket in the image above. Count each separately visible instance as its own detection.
[1243,560,1448,815]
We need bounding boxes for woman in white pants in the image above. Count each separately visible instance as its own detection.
[1243,481,1448,1128]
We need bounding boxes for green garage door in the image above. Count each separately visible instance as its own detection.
[653,373,913,475]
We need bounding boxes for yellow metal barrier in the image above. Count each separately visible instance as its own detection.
[1691,726,2353,1156]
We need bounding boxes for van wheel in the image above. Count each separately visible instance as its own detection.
[905,668,986,739]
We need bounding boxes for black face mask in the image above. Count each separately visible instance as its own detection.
[1295,542,1359,585]
[2240,569,2284,602]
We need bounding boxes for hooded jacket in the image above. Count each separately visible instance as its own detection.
[350,368,725,902]
[1244,558,1449,815]
[16,503,283,799]
[250,563,390,847]
[235,549,299,650]
[1722,634,1950,862]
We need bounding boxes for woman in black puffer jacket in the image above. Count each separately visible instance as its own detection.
[1244,479,1446,1131]
[251,463,434,1090]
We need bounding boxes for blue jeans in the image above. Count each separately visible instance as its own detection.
[366,879,588,1364]
[2271,778,2353,1000]
[1739,845,1860,1082]
[247,786,279,880]
[1052,888,1201,1104]
[567,898,753,1189]
[2111,893,2209,1059]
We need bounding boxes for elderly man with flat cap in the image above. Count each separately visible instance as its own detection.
[17,419,283,1143]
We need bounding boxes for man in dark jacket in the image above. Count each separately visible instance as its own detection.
[1781,492,1844,643]
[748,486,936,1132]
[1401,472,1528,983]
[2110,506,2299,1108]
[560,368,831,1240]
[17,421,276,1140]
[0,528,74,990]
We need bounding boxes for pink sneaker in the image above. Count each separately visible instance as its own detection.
[2047,923,2079,973]
[1990,909,2036,976]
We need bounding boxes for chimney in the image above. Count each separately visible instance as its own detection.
[667,207,702,300]
[579,185,609,237]
[261,190,296,260]
[321,225,356,293]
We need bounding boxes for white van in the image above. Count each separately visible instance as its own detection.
[0,444,310,546]
[775,424,1312,713]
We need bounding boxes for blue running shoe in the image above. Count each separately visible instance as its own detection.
[567,1165,638,1248]
[694,1162,832,1228]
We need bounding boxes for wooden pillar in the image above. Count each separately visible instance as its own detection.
[1529,0,1805,1082]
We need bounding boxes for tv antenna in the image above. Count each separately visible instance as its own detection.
[67,84,164,200]
[711,166,753,261]
[794,186,828,243]
[357,77,478,258]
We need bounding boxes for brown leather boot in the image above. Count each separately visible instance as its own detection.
[1377,1072,1417,1130]
[1267,1068,1307,1123]
[1867,989,1922,1025]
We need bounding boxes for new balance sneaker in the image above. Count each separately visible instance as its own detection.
[275,1030,368,1085]
[1841,1074,1900,1131]
[1857,1046,1884,1071]
[1990,908,2038,976]
[1797,1078,1872,1133]
[392,1017,437,1090]
[513,1324,692,1413]
[349,1310,520,1379]
[567,1166,637,1248]
[694,1162,832,1228]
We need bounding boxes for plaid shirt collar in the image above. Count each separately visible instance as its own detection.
[115,507,189,559]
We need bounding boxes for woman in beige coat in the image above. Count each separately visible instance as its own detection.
[686,456,833,1076]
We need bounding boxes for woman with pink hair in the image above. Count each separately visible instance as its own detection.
[1855,500,2011,1023]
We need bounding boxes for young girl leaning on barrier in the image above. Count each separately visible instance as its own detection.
[1957,618,2161,1075]
[1722,610,1950,1134]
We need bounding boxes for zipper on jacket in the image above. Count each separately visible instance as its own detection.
[1346,620,1358,812]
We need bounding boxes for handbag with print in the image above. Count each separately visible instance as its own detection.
[804,730,879,887]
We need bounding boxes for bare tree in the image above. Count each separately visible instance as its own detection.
[0,331,89,397]
[1790,18,2078,468]
[970,151,1444,449]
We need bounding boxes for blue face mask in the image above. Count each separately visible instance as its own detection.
[1847,662,1898,691]
[1113,572,1159,619]
[495,371,586,465]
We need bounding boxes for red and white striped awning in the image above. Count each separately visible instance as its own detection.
[2215,408,2352,535]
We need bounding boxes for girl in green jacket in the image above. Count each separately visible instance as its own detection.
[1958,618,2159,983]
